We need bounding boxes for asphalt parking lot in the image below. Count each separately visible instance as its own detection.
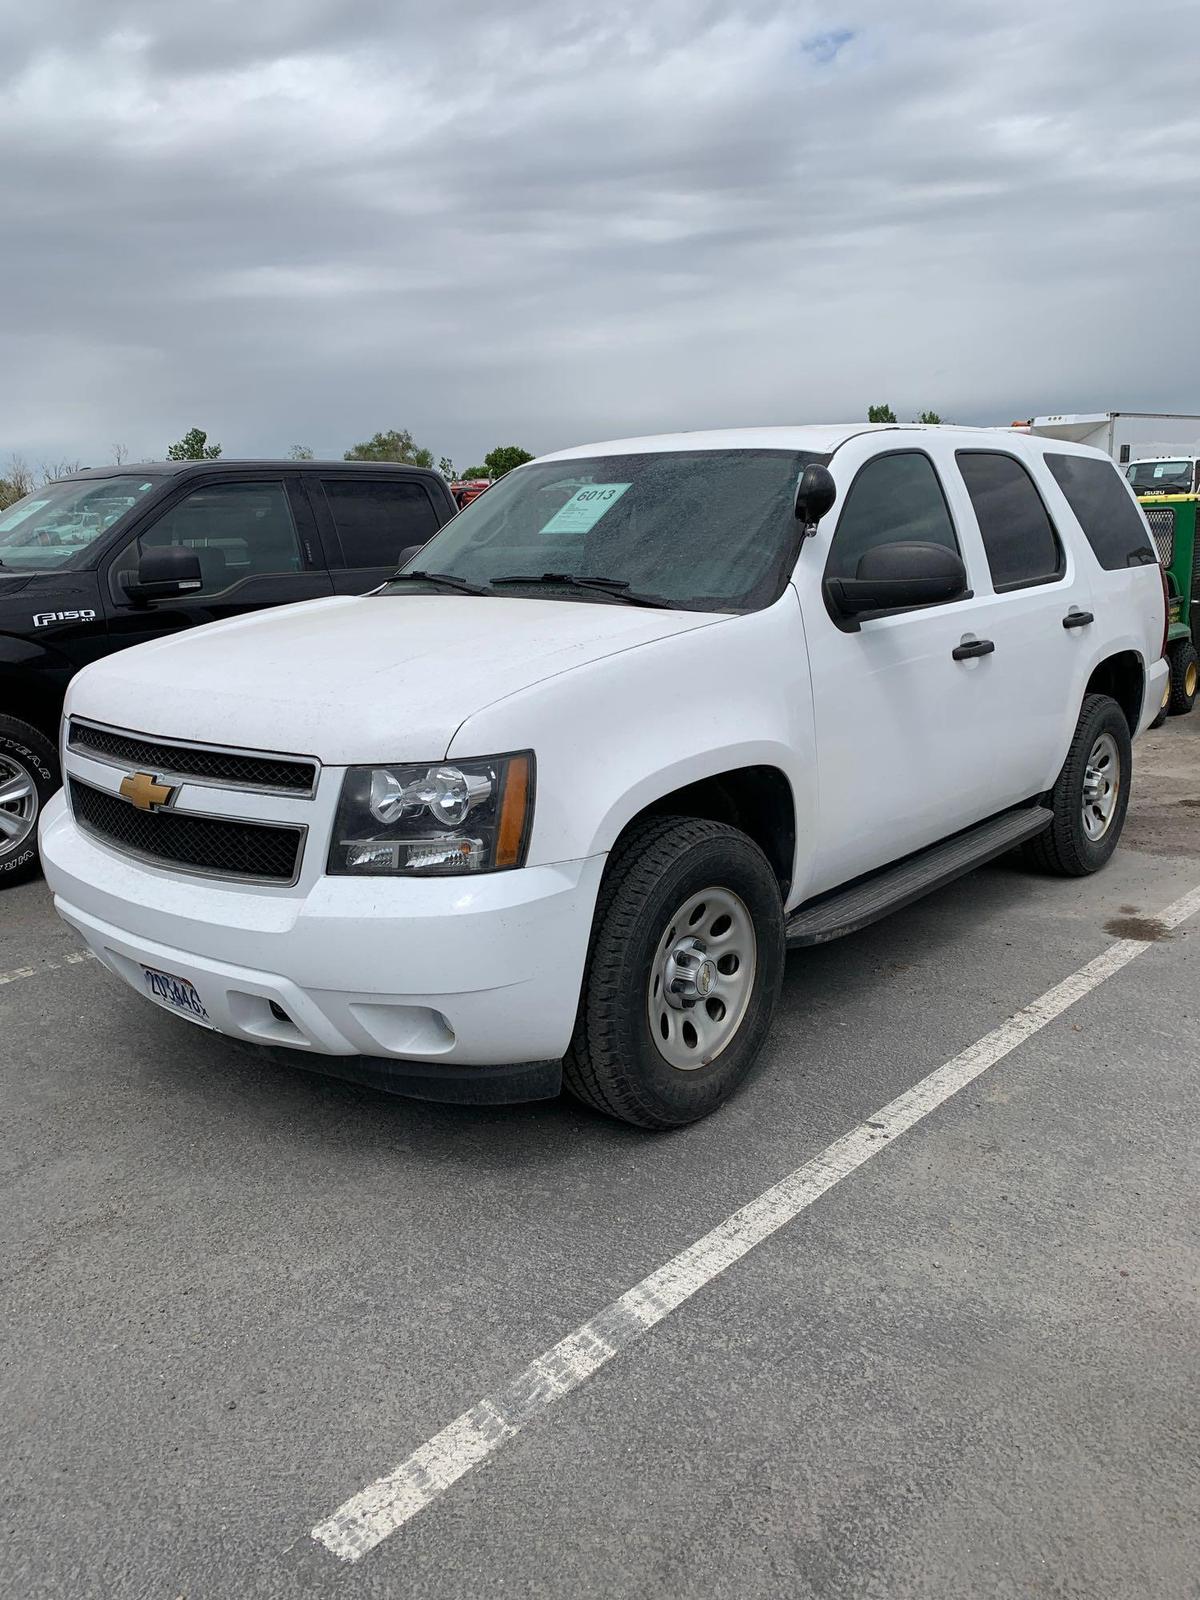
[3,716,1199,1600]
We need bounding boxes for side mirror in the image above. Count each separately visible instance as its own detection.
[395,542,428,570]
[826,541,969,622]
[795,464,837,530]
[124,544,204,605]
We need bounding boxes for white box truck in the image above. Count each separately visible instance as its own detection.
[1016,411,1200,467]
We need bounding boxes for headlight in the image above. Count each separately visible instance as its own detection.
[327,752,534,876]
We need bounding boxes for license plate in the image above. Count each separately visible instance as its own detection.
[142,965,213,1028]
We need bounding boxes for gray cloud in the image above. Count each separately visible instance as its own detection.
[2,0,1199,469]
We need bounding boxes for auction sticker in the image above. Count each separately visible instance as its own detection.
[541,483,631,535]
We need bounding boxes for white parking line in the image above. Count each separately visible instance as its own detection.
[311,880,1200,1563]
[0,950,97,987]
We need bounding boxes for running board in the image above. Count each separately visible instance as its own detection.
[784,807,1053,948]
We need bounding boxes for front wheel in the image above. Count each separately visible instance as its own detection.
[564,816,785,1129]
[1168,639,1198,716]
[0,716,59,888]
[1025,694,1131,877]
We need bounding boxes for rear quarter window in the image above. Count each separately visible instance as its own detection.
[1044,454,1156,571]
[956,451,1064,591]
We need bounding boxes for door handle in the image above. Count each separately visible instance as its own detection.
[952,638,995,660]
[1062,610,1094,629]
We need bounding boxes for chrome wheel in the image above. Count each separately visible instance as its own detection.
[647,886,757,1070]
[0,752,39,853]
[1081,732,1120,841]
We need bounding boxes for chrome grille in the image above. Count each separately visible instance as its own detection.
[69,779,305,884]
[68,720,317,795]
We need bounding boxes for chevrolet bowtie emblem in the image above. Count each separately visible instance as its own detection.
[119,771,175,811]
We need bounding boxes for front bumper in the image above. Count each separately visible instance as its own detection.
[40,791,604,1077]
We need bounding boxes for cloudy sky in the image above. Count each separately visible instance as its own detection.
[3,0,1199,471]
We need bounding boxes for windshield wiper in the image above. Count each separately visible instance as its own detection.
[491,572,673,609]
[388,570,493,597]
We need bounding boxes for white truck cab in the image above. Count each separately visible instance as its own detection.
[1125,456,1200,496]
[39,425,1169,1127]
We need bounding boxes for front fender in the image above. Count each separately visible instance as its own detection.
[449,596,819,896]
[0,632,76,736]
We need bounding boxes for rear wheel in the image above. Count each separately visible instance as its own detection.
[1148,678,1169,729]
[1168,639,1198,716]
[0,716,59,888]
[1025,694,1131,878]
[564,816,785,1129]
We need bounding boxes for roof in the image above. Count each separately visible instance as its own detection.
[58,459,446,482]
[1028,412,1200,426]
[536,422,1045,463]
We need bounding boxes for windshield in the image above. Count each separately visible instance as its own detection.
[1126,459,1195,494]
[382,449,827,612]
[0,476,156,571]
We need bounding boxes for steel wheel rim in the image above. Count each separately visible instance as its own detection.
[1081,732,1120,842]
[647,886,757,1071]
[0,752,39,853]
[1187,661,1198,698]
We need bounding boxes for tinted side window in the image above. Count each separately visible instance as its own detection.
[322,479,441,569]
[1044,453,1155,570]
[140,481,302,594]
[826,452,958,581]
[957,452,1062,590]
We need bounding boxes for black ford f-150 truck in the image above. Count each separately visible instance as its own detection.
[0,458,456,885]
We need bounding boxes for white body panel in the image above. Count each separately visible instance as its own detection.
[72,592,718,766]
[41,424,1169,1071]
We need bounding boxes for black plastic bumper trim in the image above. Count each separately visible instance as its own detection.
[280,1053,563,1105]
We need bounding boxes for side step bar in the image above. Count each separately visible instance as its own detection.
[784,806,1053,948]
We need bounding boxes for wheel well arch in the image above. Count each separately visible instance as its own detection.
[613,765,797,898]
[1085,651,1145,733]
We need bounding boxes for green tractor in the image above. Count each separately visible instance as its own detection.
[1139,492,1200,724]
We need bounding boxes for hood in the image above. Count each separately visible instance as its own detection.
[66,592,723,763]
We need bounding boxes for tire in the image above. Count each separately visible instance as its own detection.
[0,716,59,888]
[1168,639,1198,716]
[564,815,785,1129]
[1025,694,1131,878]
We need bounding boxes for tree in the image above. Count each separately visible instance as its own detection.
[288,444,314,460]
[0,455,34,510]
[437,456,456,481]
[867,404,897,424]
[167,427,221,461]
[112,443,129,465]
[481,444,534,480]
[40,459,83,482]
[460,465,488,480]
[343,428,434,468]
[917,410,942,425]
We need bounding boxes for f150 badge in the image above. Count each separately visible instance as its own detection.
[33,609,97,628]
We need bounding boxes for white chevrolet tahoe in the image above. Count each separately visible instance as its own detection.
[39,425,1168,1128]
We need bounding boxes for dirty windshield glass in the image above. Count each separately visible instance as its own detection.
[1125,459,1194,494]
[383,450,826,612]
[0,477,155,571]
